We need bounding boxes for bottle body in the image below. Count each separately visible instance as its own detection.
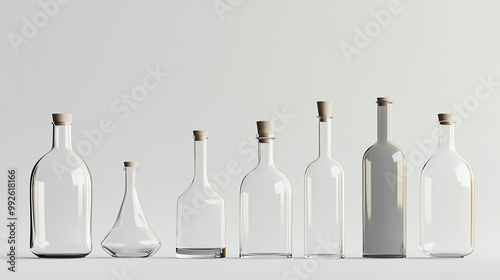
[304,116,344,258]
[362,142,406,257]
[240,167,292,257]
[176,131,225,258]
[101,163,161,258]
[362,99,406,258]
[176,186,225,258]
[30,118,92,258]
[420,116,474,257]
[240,130,292,258]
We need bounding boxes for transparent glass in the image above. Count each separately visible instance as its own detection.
[30,122,92,258]
[176,136,225,258]
[101,164,161,258]
[362,101,406,258]
[420,120,474,257]
[304,117,344,258]
[240,136,292,258]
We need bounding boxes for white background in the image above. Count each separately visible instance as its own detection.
[1,0,499,279]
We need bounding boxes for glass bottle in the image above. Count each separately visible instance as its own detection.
[362,97,406,258]
[101,162,161,258]
[420,113,474,257]
[240,121,292,258]
[176,130,226,258]
[305,101,344,258]
[30,113,92,258]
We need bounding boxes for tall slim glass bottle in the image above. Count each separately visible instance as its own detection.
[362,97,406,258]
[101,162,161,258]
[177,130,226,258]
[304,101,344,258]
[240,121,292,258]
[30,113,92,258]
[420,113,474,257]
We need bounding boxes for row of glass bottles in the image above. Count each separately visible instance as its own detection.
[30,99,474,258]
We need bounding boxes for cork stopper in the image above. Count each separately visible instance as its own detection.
[124,161,138,167]
[256,121,274,143]
[52,113,72,125]
[193,130,208,141]
[317,101,332,122]
[438,113,455,125]
[376,97,393,106]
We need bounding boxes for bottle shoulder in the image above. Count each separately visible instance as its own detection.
[241,165,291,189]
[34,148,88,166]
[178,183,224,202]
[363,141,405,160]
[31,148,92,180]
[305,157,344,174]
[422,151,472,174]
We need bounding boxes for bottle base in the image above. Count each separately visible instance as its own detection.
[427,253,466,258]
[33,253,89,258]
[176,247,226,258]
[102,245,161,258]
[239,253,292,258]
[362,253,406,258]
[305,253,344,259]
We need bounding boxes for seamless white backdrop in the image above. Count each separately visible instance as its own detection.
[0,0,499,279]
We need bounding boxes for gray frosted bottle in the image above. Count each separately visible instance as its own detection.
[362,97,406,258]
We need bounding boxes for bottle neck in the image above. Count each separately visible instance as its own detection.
[193,139,209,184]
[318,117,332,158]
[124,167,138,193]
[52,124,72,149]
[258,140,274,166]
[377,105,391,142]
[438,122,456,151]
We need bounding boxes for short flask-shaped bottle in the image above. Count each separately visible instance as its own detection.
[30,113,92,258]
[101,162,161,257]
[176,130,226,258]
[420,114,474,257]
[305,101,344,258]
[362,98,406,258]
[240,121,292,258]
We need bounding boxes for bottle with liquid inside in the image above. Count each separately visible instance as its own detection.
[176,130,226,258]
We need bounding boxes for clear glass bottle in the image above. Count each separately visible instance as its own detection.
[240,121,292,258]
[420,113,474,257]
[30,113,92,258]
[176,130,226,258]
[362,98,406,258]
[304,101,344,258]
[101,162,161,258]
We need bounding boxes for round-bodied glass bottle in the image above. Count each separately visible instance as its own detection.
[30,113,92,258]
[420,113,474,257]
[240,121,292,258]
